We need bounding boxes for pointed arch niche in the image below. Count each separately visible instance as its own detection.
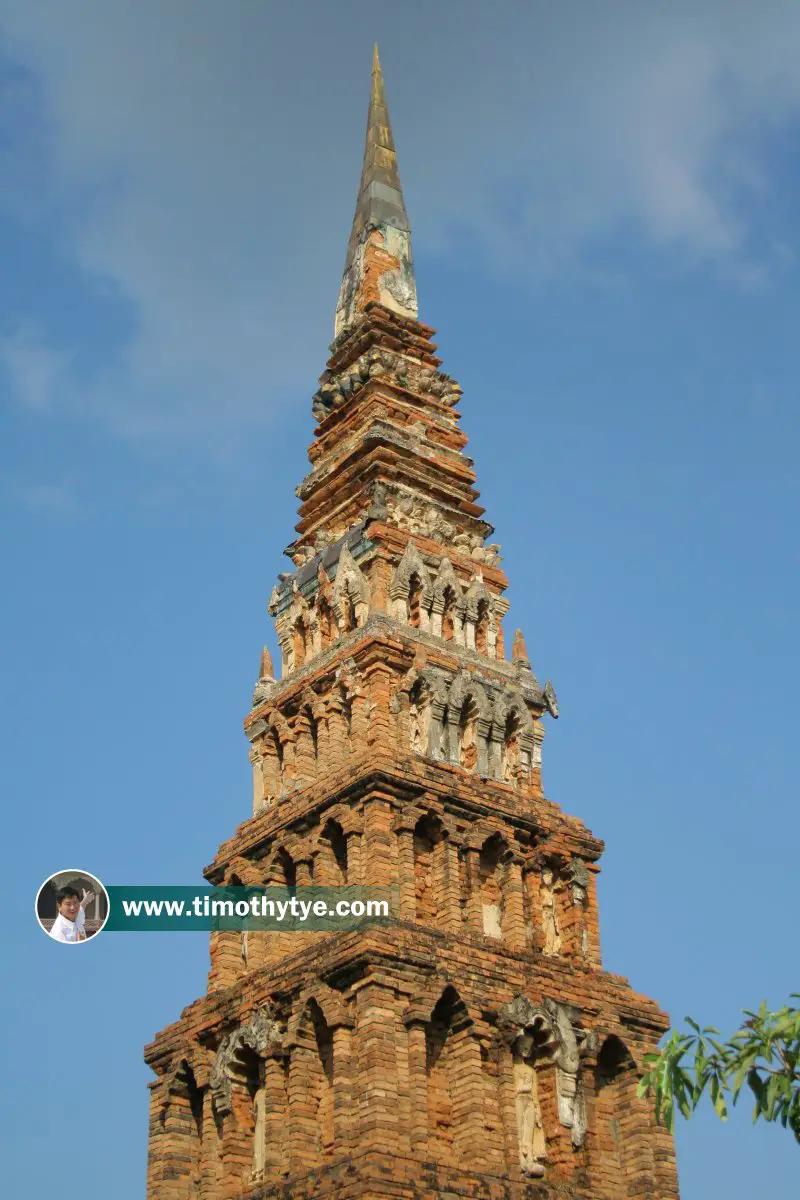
[285,990,353,1174]
[413,813,446,925]
[591,1035,656,1198]
[403,986,486,1169]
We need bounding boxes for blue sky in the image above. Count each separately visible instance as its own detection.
[3,2,799,1195]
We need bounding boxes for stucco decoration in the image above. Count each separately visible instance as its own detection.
[543,681,559,719]
[541,864,563,956]
[210,1007,282,1116]
[499,995,558,1059]
[499,996,558,1178]
[332,543,370,628]
[543,1000,592,1148]
[514,1042,547,1177]
[390,541,432,616]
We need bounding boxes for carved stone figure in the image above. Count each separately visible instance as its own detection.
[541,1000,587,1148]
[437,715,449,761]
[569,856,589,903]
[409,692,430,756]
[502,722,520,783]
[568,857,589,958]
[409,704,422,754]
[460,713,478,771]
[513,1033,547,1177]
[384,492,458,544]
[570,1074,587,1149]
[470,542,502,567]
[251,1075,267,1180]
[441,381,463,406]
[289,543,317,567]
[541,866,562,956]
[367,481,388,520]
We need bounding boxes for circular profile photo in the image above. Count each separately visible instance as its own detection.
[36,870,109,943]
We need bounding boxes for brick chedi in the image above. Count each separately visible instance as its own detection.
[144,46,680,1200]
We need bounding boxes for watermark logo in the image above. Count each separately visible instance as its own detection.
[35,870,110,944]
[36,880,394,936]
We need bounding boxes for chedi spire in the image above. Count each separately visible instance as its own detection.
[259,646,274,680]
[334,44,418,338]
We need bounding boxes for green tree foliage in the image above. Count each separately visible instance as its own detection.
[637,997,800,1142]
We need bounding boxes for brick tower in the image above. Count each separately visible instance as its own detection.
[144,46,680,1200]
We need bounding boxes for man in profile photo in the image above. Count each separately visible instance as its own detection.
[49,883,95,943]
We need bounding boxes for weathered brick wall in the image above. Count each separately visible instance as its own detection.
[146,921,678,1200]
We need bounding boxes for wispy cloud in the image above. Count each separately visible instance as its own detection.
[0,0,798,447]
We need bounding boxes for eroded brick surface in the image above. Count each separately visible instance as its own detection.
[144,49,679,1200]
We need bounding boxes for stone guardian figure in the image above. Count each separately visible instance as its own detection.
[541,865,562,955]
[251,1069,267,1182]
[513,1032,547,1177]
[409,690,430,756]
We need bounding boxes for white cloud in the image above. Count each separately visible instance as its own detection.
[0,0,798,445]
[407,2,800,280]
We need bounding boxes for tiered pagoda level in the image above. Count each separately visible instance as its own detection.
[145,47,680,1200]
